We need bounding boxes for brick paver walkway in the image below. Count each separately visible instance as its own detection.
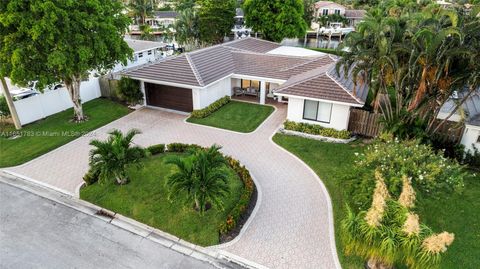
[6,103,340,269]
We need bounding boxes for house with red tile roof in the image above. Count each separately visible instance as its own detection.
[122,38,368,131]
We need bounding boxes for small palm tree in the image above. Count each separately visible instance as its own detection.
[165,145,230,214]
[89,129,146,185]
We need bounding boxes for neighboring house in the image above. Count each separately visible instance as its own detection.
[123,38,367,131]
[146,11,178,30]
[438,88,480,153]
[313,1,366,27]
[112,39,166,74]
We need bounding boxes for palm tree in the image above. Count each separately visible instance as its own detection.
[174,8,200,51]
[165,145,230,214]
[129,0,154,25]
[88,129,146,185]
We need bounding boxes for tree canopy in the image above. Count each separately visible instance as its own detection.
[198,0,236,44]
[0,0,132,121]
[243,0,307,42]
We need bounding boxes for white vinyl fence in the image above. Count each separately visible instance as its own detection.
[13,77,101,125]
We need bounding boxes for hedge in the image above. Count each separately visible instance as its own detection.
[147,144,165,155]
[190,96,230,118]
[283,120,351,139]
[165,142,255,236]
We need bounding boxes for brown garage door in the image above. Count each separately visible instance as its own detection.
[145,83,193,112]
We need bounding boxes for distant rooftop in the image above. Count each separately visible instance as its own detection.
[124,39,165,53]
[153,11,178,19]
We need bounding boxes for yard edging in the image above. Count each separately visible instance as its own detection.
[0,171,267,269]
[269,131,342,269]
[278,128,357,143]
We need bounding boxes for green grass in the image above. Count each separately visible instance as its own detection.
[0,98,130,167]
[80,153,244,246]
[187,101,274,133]
[272,134,480,269]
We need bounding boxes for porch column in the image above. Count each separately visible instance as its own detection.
[260,81,266,105]
[140,80,146,106]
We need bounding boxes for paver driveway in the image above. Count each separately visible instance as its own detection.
[6,103,341,269]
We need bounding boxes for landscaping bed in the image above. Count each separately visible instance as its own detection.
[273,134,480,269]
[81,143,257,246]
[187,100,274,133]
[0,98,130,167]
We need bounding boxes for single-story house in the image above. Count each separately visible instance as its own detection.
[123,37,368,131]
[438,88,480,153]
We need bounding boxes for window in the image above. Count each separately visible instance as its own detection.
[334,9,341,15]
[148,50,152,55]
[138,52,143,58]
[303,100,332,123]
[241,79,261,89]
[322,9,329,16]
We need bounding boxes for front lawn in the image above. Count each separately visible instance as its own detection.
[273,134,480,269]
[187,101,274,133]
[80,153,244,246]
[0,98,130,167]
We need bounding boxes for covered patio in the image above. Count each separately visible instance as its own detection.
[231,77,284,105]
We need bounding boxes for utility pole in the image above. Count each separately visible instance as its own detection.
[1,77,22,130]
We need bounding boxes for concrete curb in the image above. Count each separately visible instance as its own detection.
[0,171,268,269]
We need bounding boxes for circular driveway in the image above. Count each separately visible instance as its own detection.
[7,103,340,269]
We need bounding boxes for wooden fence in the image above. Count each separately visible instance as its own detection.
[348,108,383,137]
[347,108,465,142]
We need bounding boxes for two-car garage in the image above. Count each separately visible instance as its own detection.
[145,83,193,112]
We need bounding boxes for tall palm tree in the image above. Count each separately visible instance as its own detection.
[174,8,200,51]
[165,145,230,214]
[88,129,146,185]
[129,0,154,25]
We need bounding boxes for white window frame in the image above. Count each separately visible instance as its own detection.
[334,9,341,15]
[322,9,329,16]
[302,100,333,123]
[138,52,143,58]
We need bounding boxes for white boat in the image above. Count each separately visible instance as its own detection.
[318,22,354,37]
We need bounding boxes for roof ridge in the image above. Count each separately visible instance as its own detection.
[185,54,204,86]
[280,55,332,72]
[325,71,363,104]
[276,66,332,93]
[231,50,318,60]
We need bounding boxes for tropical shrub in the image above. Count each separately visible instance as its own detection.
[190,96,230,118]
[117,77,143,105]
[283,120,351,139]
[166,142,202,153]
[342,171,455,269]
[463,145,480,170]
[83,168,100,186]
[147,144,165,155]
[165,144,230,214]
[348,137,466,210]
[87,129,147,185]
[219,155,255,235]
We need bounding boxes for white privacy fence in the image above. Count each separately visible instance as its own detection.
[13,77,101,125]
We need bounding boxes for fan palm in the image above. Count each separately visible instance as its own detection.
[165,144,230,215]
[88,129,146,185]
[128,0,154,25]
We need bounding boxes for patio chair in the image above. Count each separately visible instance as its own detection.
[233,87,244,96]
[244,87,258,97]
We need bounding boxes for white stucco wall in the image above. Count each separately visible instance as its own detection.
[461,125,480,153]
[196,77,231,109]
[286,97,351,130]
